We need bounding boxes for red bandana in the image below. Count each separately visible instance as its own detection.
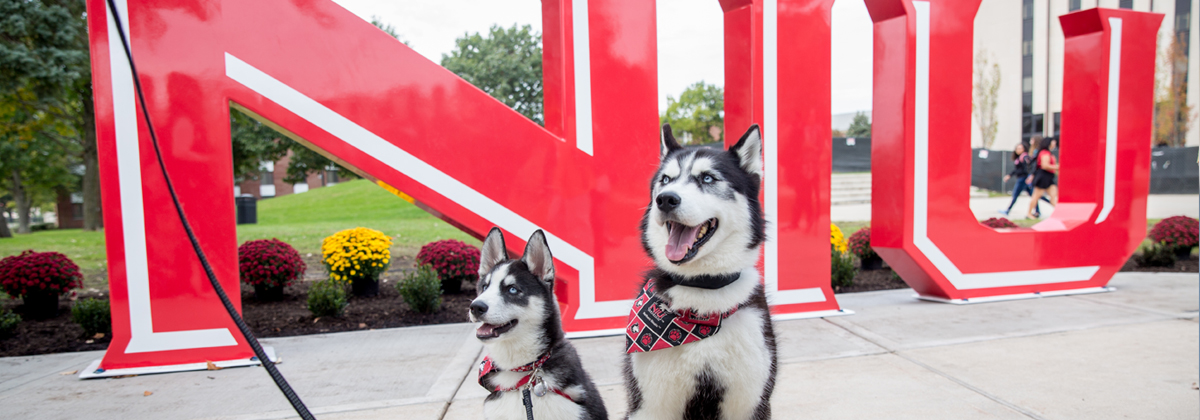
[625,281,738,353]
[477,352,574,402]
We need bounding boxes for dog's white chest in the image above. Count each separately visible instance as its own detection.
[483,389,582,420]
[629,307,772,420]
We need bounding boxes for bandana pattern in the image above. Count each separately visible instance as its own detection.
[625,281,738,353]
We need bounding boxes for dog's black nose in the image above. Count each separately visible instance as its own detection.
[656,192,681,212]
[470,300,488,317]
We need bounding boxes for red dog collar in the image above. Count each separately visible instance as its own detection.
[478,352,574,402]
[626,281,738,353]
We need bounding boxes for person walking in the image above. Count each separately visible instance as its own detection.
[1026,137,1060,219]
[999,142,1048,216]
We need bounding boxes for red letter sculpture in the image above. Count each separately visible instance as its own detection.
[865,0,1159,302]
[85,0,854,374]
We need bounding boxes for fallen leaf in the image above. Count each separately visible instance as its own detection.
[85,340,94,344]
[313,317,320,323]
[207,376,215,380]
[143,391,153,396]
[59,370,78,375]
[113,375,137,379]
[358,323,367,328]
[206,361,223,371]
[93,333,105,339]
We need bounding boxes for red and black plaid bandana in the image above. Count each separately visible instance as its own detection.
[625,281,738,353]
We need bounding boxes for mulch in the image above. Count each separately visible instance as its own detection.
[1,255,1195,358]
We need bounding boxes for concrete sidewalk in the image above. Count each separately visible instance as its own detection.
[1,272,1195,419]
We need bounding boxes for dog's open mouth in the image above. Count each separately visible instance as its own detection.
[665,218,718,264]
[476,320,518,340]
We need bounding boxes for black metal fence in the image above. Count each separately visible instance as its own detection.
[832,137,872,173]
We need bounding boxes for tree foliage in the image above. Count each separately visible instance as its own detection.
[229,109,288,181]
[1154,33,1194,147]
[0,0,88,233]
[846,111,871,138]
[972,50,1000,149]
[441,24,543,124]
[661,81,724,145]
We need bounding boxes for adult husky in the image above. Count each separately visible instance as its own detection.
[471,228,608,420]
[623,124,776,420]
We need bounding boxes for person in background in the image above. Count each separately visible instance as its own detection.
[1026,137,1060,219]
[999,142,1048,216]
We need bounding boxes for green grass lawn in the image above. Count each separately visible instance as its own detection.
[1,179,477,291]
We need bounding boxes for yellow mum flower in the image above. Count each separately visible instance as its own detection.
[831,224,848,254]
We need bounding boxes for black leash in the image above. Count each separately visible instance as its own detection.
[102,1,315,419]
[522,389,535,420]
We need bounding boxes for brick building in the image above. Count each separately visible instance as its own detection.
[235,149,345,199]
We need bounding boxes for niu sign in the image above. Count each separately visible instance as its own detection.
[85,0,1157,371]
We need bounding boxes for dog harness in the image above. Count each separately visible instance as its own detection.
[626,281,739,353]
[478,351,575,402]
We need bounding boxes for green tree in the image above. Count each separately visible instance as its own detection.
[661,81,724,145]
[846,111,871,138]
[0,0,88,234]
[441,24,543,124]
[1154,33,1194,147]
[229,109,289,181]
[972,50,1000,148]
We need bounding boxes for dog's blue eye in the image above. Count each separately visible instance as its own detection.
[702,175,714,184]
[508,286,518,295]
[660,175,670,185]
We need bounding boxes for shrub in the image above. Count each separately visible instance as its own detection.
[981,217,1019,229]
[1149,216,1199,252]
[239,239,306,288]
[307,280,348,317]
[847,227,876,260]
[322,228,392,286]
[397,264,443,313]
[0,309,20,336]
[416,239,481,293]
[831,247,857,288]
[71,298,112,336]
[830,224,848,254]
[1135,243,1177,267]
[0,250,83,299]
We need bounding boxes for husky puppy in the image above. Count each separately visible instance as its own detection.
[470,228,607,420]
[623,124,776,420]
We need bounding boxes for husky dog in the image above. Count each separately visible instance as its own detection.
[623,124,776,420]
[470,228,607,420]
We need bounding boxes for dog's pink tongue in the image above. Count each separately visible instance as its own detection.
[477,324,496,337]
[666,223,701,261]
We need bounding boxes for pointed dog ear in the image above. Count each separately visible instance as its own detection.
[521,230,555,285]
[478,227,507,277]
[729,124,763,177]
[661,123,682,158]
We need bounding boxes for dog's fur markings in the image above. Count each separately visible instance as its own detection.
[625,124,777,420]
[471,228,607,420]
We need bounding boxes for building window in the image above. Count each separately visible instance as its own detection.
[1022,77,1033,93]
[260,170,273,185]
[1053,112,1061,137]
[1069,0,1081,11]
[1022,1,1034,19]
[1119,0,1132,9]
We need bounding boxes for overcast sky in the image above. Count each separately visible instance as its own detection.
[330,0,874,115]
